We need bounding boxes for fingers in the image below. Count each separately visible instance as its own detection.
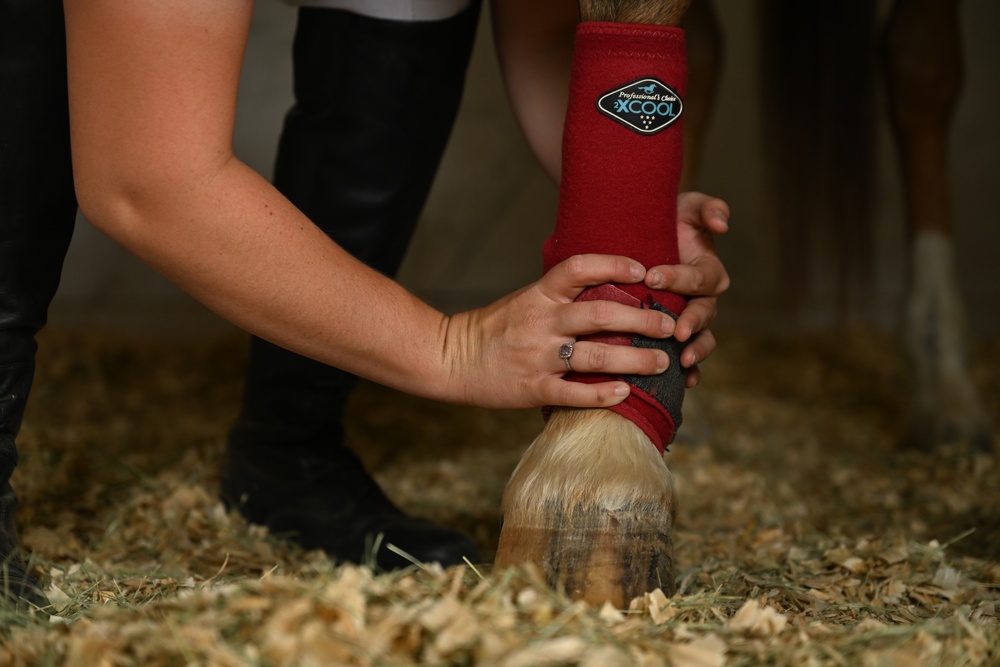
[559,297,676,340]
[538,376,633,409]
[680,327,716,369]
[461,241,724,409]
[674,296,718,343]
[556,327,714,385]
[646,191,731,351]
[560,340,669,376]
[541,327,714,406]
[538,254,646,302]
[539,327,716,407]
[646,191,732,299]
[677,191,730,234]
[645,256,730,297]
[679,328,716,388]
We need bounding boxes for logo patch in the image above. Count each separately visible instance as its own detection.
[597,78,682,135]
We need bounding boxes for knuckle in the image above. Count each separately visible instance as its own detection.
[687,299,716,330]
[594,392,615,408]
[535,378,555,405]
[687,333,716,362]
[562,255,588,280]
[520,306,545,332]
[589,300,616,328]
[557,382,581,407]
[588,346,610,372]
[614,255,633,278]
[684,308,707,332]
[586,383,613,407]
[690,271,707,293]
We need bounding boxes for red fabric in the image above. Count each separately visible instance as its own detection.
[543,22,688,450]
[543,21,687,315]
[560,371,675,452]
[559,285,676,453]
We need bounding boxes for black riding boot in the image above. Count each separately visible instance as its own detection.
[221,3,483,570]
[1,377,54,613]
[0,0,78,610]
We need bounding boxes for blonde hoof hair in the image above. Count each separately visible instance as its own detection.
[495,408,677,608]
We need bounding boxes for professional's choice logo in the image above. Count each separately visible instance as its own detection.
[597,78,682,135]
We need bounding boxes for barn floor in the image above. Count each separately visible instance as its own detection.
[3,328,998,665]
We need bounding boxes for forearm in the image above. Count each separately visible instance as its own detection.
[82,157,455,401]
[490,0,578,181]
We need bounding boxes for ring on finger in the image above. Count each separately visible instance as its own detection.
[558,341,575,371]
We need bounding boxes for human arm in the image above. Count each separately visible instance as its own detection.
[63,0,675,410]
[489,0,579,182]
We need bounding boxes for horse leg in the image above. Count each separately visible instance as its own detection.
[883,0,993,450]
[496,0,692,608]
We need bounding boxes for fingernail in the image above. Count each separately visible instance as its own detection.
[614,383,631,397]
[661,316,675,337]
[630,263,645,280]
[714,210,729,229]
[648,269,664,288]
[656,351,669,371]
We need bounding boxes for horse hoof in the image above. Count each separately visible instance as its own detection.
[496,501,676,608]
[904,407,995,452]
[495,408,677,608]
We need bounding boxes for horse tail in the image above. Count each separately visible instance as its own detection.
[758,0,878,322]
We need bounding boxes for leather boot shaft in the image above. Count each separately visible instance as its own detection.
[238,3,481,435]
[0,0,77,612]
[0,0,76,562]
[223,6,484,569]
[0,0,78,341]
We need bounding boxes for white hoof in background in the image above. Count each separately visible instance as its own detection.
[903,231,994,451]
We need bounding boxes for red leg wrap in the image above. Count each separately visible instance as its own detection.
[543,22,688,451]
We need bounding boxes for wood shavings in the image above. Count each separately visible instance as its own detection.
[668,633,728,667]
[727,599,789,638]
[0,329,997,665]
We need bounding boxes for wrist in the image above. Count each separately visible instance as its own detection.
[433,310,477,405]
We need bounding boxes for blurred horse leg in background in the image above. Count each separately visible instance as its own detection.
[883,0,992,450]
[757,0,992,450]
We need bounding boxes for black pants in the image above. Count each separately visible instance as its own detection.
[233,3,481,445]
[0,0,77,516]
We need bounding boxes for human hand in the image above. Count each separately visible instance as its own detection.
[440,254,678,409]
[644,192,731,387]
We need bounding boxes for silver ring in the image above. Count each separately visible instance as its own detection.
[558,342,575,371]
